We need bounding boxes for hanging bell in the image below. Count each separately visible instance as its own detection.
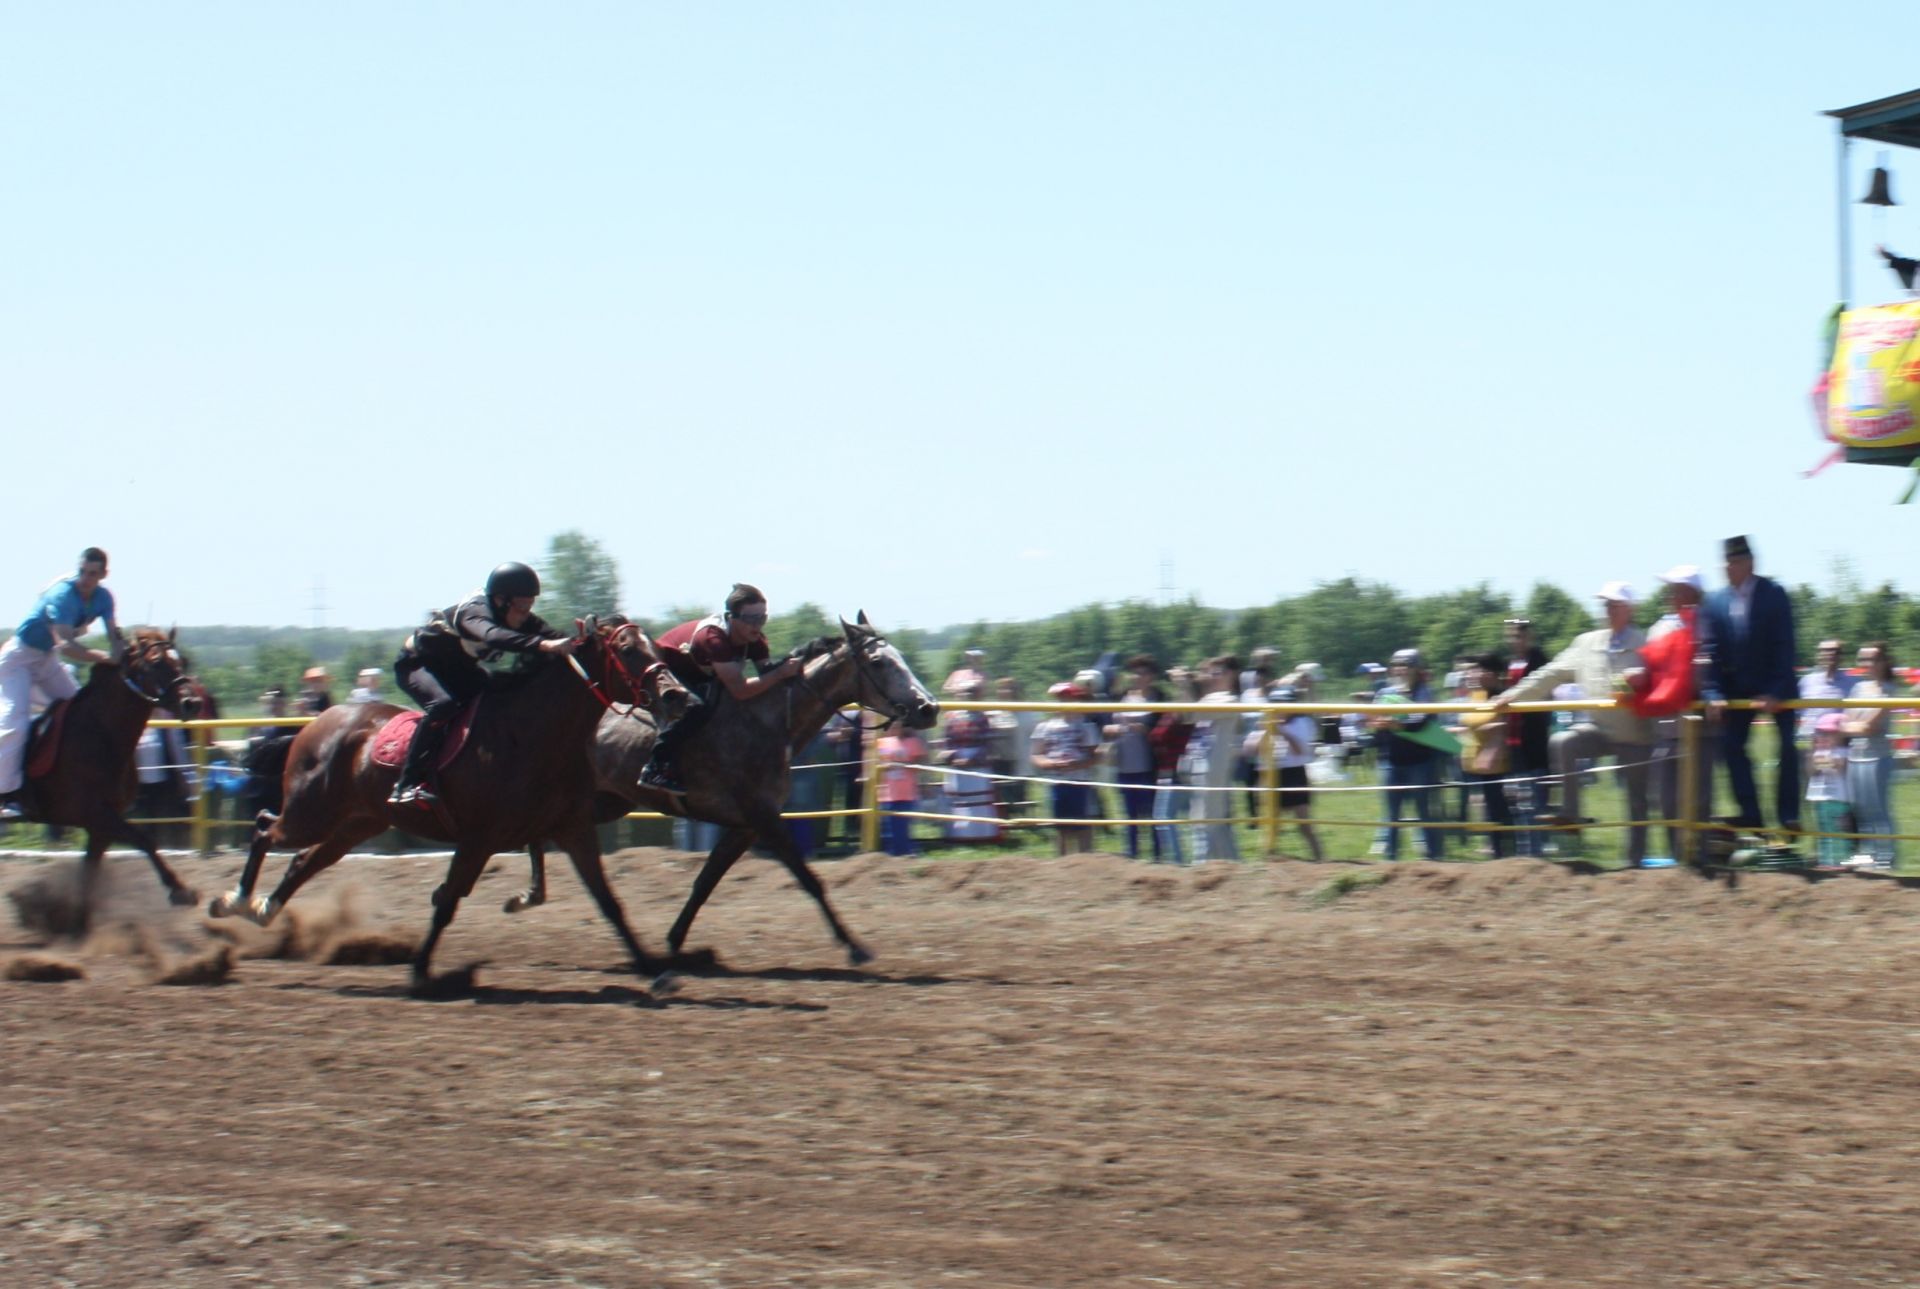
[1862,166,1897,207]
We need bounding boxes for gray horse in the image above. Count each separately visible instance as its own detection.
[505,613,939,965]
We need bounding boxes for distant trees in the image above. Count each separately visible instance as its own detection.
[540,531,622,625]
[163,556,1920,718]
[917,573,1920,697]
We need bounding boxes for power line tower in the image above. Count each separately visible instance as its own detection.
[310,577,329,631]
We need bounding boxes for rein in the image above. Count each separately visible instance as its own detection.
[566,627,664,718]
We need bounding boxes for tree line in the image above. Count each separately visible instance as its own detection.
[158,532,1920,713]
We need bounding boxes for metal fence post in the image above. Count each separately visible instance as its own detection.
[189,722,211,855]
[859,722,880,854]
[1260,709,1280,856]
[1679,712,1701,864]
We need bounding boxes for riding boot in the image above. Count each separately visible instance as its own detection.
[640,719,688,795]
[390,710,453,806]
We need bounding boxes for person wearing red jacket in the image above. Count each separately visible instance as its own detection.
[1625,565,1709,860]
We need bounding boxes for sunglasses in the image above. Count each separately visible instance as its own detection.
[733,612,768,625]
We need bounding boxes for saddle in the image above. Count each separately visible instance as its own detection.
[24,699,73,781]
[370,699,483,772]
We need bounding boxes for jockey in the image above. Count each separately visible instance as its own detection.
[388,561,577,808]
[0,547,120,820]
[639,582,805,795]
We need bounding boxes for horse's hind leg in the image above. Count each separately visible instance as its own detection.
[503,843,550,913]
[552,826,668,982]
[755,818,871,966]
[209,810,280,917]
[666,828,754,956]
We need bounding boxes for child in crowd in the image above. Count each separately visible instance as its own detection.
[1455,653,1516,858]
[1806,713,1852,867]
[875,727,927,857]
[1031,683,1103,855]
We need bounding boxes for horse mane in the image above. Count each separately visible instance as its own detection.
[785,634,863,668]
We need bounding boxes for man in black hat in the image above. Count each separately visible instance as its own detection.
[1700,535,1800,832]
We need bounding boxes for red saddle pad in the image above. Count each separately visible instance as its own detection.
[370,700,481,772]
[25,700,73,781]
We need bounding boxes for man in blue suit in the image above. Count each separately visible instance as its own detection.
[1701,535,1800,832]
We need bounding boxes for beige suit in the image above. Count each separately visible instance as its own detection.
[1503,626,1653,864]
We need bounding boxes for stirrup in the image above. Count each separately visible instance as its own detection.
[640,766,687,796]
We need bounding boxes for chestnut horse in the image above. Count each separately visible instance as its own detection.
[509,614,939,965]
[11,628,200,925]
[208,618,678,994]
[503,674,695,914]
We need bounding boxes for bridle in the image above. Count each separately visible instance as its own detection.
[566,623,671,719]
[121,639,191,707]
[789,632,919,732]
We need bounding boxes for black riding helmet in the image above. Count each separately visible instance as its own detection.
[486,562,541,604]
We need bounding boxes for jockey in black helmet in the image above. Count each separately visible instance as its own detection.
[388,561,577,808]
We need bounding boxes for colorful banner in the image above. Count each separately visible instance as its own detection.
[1827,301,1920,450]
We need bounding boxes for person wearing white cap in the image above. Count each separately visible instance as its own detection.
[1492,582,1654,866]
[349,668,384,704]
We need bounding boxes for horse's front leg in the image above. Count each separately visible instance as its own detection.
[750,808,872,966]
[503,843,549,913]
[92,807,197,908]
[412,847,489,997]
[209,809,277,918]
[552,824,674,991]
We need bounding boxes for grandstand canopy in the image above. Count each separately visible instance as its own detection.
[1828,89,1920,151]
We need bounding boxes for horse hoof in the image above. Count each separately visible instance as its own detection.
[245,896,279,926]
[501,892,543,914]
[169,886,199,908]
[649,971,681,997]
[847,943,875,967]
[412,963,484,999]
[207,890,241,918]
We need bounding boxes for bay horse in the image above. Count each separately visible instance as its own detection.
[504,628,696,912]
[9,627,200,925]
[507,613,937,965]
[207,618,678,995]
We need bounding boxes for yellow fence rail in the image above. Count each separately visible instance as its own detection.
[126,693,1917,859]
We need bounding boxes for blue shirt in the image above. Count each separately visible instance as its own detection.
[16,577,116,652]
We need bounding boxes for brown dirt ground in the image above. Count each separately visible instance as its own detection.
[7,847,1920,1287]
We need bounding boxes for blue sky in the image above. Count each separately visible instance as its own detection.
[4,3,1916,632]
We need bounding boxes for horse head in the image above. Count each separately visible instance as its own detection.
[120,626,193,709]
[579,616,697,723]
[831,611,940,730]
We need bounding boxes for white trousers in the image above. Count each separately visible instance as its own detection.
[0,637,80,793]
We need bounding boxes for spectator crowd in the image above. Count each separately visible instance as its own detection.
[865,537,1915,870]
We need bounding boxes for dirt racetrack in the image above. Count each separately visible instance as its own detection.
[9,847,1920,1287]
